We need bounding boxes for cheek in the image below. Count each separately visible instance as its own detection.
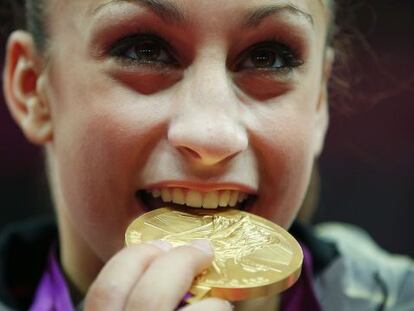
[249,106,316,227]
[53,112,145,251]
[49,58,168,205]
[48,71,170,257]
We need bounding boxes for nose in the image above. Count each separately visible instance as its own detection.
[168,115,248,166]
[168,61,248,166]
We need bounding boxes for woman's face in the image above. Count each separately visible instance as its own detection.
[41,0,331,261]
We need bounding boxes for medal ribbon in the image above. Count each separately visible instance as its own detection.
[29,248,75,311]
[280,243,321,311]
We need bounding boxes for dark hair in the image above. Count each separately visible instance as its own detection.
[25,0,47,51]
[0,0,46,51]
[0,1,24,41]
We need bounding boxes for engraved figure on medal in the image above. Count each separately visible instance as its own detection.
[136,210,295,284]
[126,208,303,300]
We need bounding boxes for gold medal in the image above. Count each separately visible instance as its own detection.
[125,207,303,302]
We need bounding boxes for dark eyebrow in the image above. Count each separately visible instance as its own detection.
[92,0,185,24]
[243,4,314,28]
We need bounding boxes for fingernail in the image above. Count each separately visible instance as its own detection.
[149,240,172,252]
[190,239,214,256]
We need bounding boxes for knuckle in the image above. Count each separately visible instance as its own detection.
[84,281,125,310]
[125,291,164,311]
[127,242,166,257]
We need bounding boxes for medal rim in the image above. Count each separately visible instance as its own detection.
[125,207,304,301]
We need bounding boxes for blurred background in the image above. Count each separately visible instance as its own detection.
[1,1,413,256]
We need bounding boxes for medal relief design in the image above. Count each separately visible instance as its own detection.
[126,208,302,290]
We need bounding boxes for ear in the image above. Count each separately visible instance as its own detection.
[2,30,52,145]
[313,47,335,157]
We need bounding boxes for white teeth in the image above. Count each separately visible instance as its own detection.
[229,191,239,207]
[161,188,172,202]
[149,188,249,209]
[203,191,219,209]
[218,190,231,207]
[186,190,203,207]
[172,188,185,205]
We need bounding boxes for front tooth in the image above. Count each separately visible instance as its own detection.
[229,191,239,207]
[172,188,185,204]
[218,190,231,207]
[186,190,203,207]
[203,191,219,209]
[161,188,172,202]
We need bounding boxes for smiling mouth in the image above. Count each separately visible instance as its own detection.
[137,188,256,211]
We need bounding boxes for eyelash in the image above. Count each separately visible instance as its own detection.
[109,33,179,68]
[109,33,304,72]
[234,41,304,72]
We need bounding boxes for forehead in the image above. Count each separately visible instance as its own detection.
[49,0,329,28]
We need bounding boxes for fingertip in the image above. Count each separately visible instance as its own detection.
[189,239,214,256]
[148,240,173,252]
[178,298,233,311]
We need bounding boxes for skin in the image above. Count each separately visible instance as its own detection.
[3,0,333,309]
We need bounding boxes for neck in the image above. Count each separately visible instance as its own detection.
[47,150,104,295]
[57,210,103,295]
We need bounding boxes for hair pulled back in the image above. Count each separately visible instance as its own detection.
[0,0,46,51]
[25,0,47,51]
[2,0,339,52]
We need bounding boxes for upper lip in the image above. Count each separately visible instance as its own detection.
[143,181,257,194]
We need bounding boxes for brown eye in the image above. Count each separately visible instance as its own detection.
[110,34,178,66]
[236,41,303,71]
[250,48,283,68]
[131,40,162,62]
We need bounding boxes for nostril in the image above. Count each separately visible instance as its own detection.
[178,146,202,160]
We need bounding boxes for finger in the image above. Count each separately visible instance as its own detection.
[179,298,233,311]
[125,239,214,311]
[84,241,172,311]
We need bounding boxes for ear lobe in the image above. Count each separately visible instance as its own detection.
[21,96,53,143]
[3,30,52,144]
